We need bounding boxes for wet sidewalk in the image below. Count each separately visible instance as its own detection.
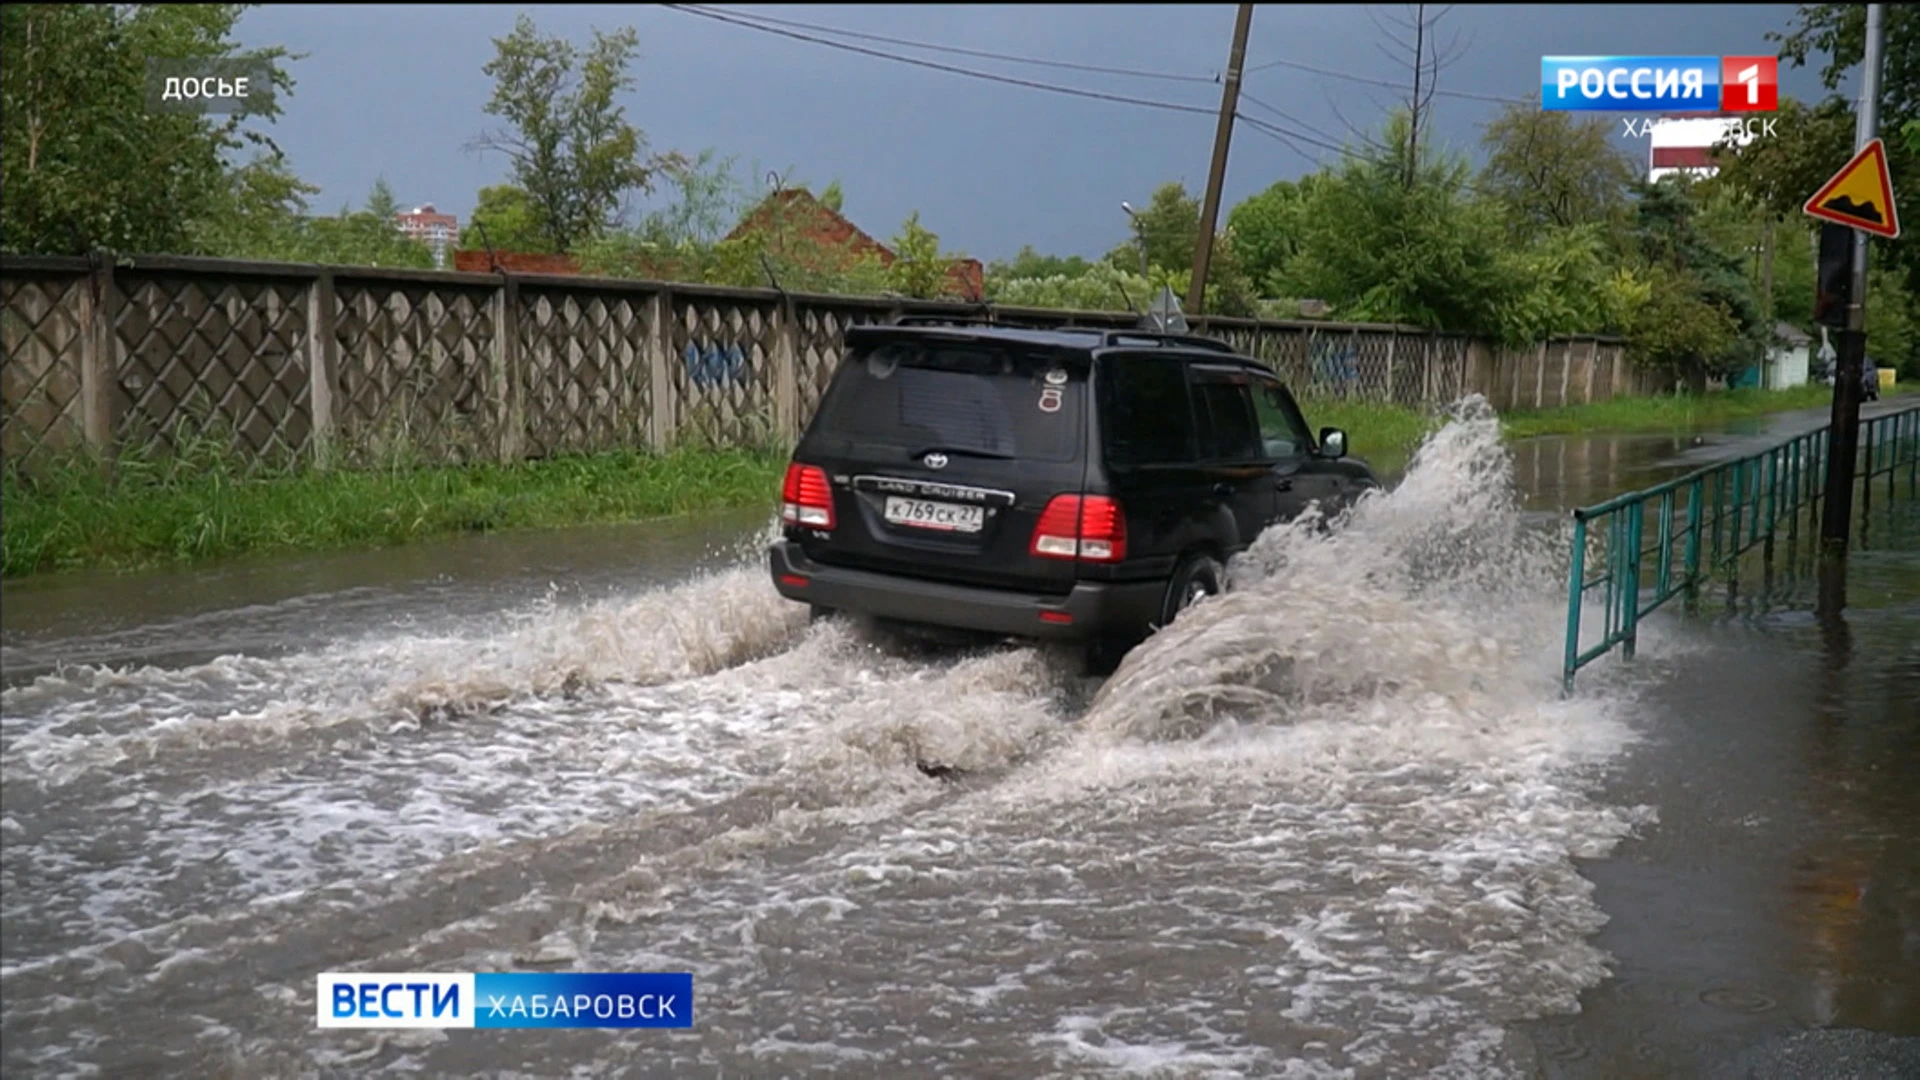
[1520,499,1920,1077]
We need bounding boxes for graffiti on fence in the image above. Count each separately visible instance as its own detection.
[684,341,751,389]
[1310,335,1359,397]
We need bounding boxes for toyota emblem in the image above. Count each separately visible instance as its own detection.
[923,452,948,469]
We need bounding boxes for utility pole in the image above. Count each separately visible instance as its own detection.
[1407,1,1426,188]
[1187,2,1254,317]
[1759,219,1775,383]
[1819,2,1885,552]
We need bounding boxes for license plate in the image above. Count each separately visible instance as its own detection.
[883,496,984,533]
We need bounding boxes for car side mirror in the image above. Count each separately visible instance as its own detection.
[1319,427,1347,458]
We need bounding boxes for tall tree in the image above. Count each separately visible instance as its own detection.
[1367,3,1467,188]
[1478,104,1637,239]
[1105,182,1257,315]
[364,177,400,220]
[1629,178,1767,391]
[468,15,680,253]
[0,3,296,255]
[1715,5,1920,300]
[986,246,1095,282]
[1112,182,1201,277]
[636,149,744,247]
[1706,97,1854,223]
[464,184,553,254]
[1277,112,1515,333]
[189,153,318,257]
[1225,177,1316,291]
[1777,3,1919,129]
[886,212,965,300]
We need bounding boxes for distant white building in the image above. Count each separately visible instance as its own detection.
[395,203,460,268]
[1647,116,1757,182]
[1767,321,1813,389]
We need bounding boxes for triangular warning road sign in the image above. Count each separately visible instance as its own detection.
[1803,138,1901,239]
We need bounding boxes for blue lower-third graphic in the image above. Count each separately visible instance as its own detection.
[317,972,693,1029]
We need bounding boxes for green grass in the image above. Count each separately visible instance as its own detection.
[1500,383,1839,439]
[1297,398,1436,467]
[2,444,787,578]
[1303,384,1870,474]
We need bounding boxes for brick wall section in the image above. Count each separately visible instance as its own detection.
[452,250,581,274]
[946,259,985,301]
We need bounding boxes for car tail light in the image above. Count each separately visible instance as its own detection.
[1030,494,1126,562]
[782,463,835,529]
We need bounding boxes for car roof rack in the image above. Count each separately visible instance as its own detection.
[1098,330,1238,354]
[888,314,993,327]
[867,318,1239,355]
[881,314,1105,336]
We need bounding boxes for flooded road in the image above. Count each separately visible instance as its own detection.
[2,399,1915,1078]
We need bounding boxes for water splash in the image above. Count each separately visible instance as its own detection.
[1083,396,1571,745]
[1,538,810,788]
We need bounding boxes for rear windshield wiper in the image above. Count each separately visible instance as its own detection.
[910,446,1016,461]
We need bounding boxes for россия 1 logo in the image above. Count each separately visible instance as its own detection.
[1540,56,1778,112]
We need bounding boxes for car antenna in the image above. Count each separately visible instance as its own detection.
[1113,281,1140,315]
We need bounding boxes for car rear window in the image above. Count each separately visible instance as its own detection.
[812,341,1085,462]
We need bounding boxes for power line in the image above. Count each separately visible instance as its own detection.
[665,1,1513,199]
[1233,112,1324,163]
[1234,111,1350,161]
[676,4,1219,85]
[1238,90,1373,155]
[1233,111,1505,202]
[662,5,1219,117]
[1244,53,1527,105]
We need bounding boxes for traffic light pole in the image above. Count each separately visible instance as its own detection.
[1819,2,1885,553]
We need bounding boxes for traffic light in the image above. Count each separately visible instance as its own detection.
[1814,222,1853,329]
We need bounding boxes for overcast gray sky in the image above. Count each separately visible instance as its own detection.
[234,4,1825,263]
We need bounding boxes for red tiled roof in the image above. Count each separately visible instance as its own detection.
[448,190,985,299]
[729,189,983,300]
[725,189,890,254]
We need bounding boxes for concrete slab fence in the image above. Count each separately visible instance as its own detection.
[0,253,1653,470]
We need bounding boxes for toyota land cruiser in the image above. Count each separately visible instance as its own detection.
[768,319,1379,673]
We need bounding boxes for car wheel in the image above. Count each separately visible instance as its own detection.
[1080,635,1133,678]
[808,604,834,624]
[1160,552,1225,628]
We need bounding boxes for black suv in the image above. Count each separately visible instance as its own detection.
[768,320,1380,672]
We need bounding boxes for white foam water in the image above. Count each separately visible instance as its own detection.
[0,544,810,789]
[2,397,1663,1078]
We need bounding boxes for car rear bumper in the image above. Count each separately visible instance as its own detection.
[769,541,1163,641]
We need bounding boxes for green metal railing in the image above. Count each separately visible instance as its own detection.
[1563,403,1920,692]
